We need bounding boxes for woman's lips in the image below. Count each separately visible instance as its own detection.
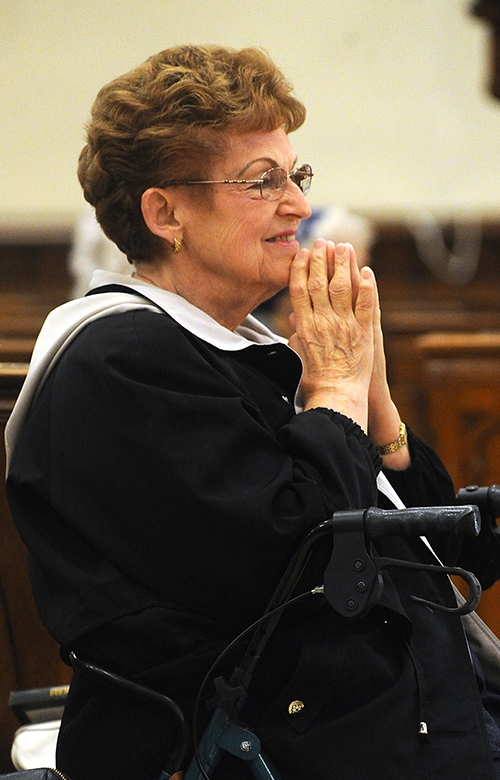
[265,233,297,243]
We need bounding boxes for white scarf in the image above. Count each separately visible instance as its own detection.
[4,271,285,475]
[4,269,399,509]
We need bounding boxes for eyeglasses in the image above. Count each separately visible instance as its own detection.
[163,164,313,201]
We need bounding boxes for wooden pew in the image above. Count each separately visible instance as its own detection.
[0,364,71,772]
[0,339,35,364]
[416,331,500,488]
[416,331,500,636]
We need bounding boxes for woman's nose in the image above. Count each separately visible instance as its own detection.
[279,181,312,219]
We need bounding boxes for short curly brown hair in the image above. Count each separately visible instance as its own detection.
[77,45,307,261]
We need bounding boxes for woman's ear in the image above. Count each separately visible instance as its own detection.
[141,188,181,245]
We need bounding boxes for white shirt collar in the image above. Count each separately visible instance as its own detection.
[88,270,287,351]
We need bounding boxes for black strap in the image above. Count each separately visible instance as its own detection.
[0,771,72,780]
[85,283,161,310]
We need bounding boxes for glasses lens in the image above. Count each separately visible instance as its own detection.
[261,168,287,200]
[291,165,313,195]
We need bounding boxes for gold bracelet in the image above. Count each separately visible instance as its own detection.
[377,422,407,456]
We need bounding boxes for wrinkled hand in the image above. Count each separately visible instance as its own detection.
[288,238,410,468]
[288,239,376,431]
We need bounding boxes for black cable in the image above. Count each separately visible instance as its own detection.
[190,588,321,779]
[69,651,189,776]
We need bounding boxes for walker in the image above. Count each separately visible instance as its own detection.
[70,498,488,780]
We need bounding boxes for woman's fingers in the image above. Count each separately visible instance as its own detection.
[290,240,354,320]
[289,241,374,338]
[355,266,376,327]
[288,246,314,322]
[306,239,336,316]
[326,239,336,281]
[347,243,361,307]
[326,243,354,315]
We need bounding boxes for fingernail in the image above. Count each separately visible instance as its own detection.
[313,238,326,249]
[335,243,346,256]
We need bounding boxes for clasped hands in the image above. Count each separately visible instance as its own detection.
[288,238,410,469]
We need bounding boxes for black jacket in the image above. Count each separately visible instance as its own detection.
[6,304,498,780]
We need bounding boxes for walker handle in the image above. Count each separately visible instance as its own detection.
[361,504,481,540]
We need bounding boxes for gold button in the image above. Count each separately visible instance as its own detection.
[288,700,305,715]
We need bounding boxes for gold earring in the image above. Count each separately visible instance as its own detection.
[172,237,182,254]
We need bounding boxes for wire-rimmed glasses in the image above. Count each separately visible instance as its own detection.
[162,164,313,201]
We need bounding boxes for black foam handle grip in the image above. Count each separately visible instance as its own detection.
[363,505,481,540]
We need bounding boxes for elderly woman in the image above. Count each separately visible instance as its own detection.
[5,45,500,780]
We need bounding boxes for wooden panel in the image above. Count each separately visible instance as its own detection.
[0,340,35,364]
[0,243,71,339]
[416,332,500,636]
[416,332,500,486]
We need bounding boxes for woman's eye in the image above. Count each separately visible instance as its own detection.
[242,180,264,195]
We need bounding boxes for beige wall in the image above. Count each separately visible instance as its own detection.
[1,0,499,236]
